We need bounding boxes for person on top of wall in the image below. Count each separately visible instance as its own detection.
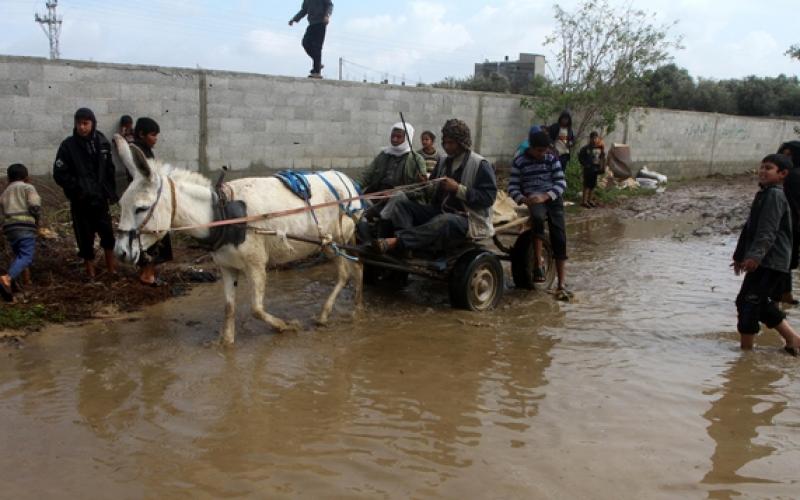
[289,0,333,79]
[777,140,800,304]
[547,111,575,171]
[53,107,118,280]
[132,117,172,287]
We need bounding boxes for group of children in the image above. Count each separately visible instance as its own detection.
[0,109,167,302]
[504,122,800,355]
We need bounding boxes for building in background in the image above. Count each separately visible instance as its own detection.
[474,53,546,92]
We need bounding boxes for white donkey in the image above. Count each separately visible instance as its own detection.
[111,135,364,345]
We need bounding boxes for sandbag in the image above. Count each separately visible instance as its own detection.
[607,144,633,179]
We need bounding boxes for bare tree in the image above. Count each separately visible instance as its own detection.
[522,0,682,140]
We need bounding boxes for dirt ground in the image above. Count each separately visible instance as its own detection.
[0,178,215,335]
[0,173,756,338]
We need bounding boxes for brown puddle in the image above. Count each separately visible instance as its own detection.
[2,204,800,498]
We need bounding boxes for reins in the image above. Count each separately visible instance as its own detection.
[130,177,441,235]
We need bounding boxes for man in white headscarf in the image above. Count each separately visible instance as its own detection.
[357,122,427,243]
[360,122,426,198]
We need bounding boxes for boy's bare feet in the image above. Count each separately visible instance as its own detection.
[104,248,117,275]
[0,274,13,302]
[84,260,96,280]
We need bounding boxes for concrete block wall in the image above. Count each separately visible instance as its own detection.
[1,55,799,180]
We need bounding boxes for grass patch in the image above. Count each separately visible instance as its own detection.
[0,304,65,331]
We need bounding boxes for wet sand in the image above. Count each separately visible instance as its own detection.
[2,175,799,499]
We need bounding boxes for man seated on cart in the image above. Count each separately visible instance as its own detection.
[371,118,497,255]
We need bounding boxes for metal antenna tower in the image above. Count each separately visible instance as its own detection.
[35,1,63,59]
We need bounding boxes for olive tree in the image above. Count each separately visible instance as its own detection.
[522,0,682,140]
[787,45,800,62]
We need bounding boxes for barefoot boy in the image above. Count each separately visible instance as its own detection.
[0,164,41,301]
[733,154,800,355]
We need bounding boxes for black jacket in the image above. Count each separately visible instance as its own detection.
[292,0,333,24]
[53,130,117,205]
[734,184,793,273]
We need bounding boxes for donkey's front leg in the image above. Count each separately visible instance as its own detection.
[249,264,294,332]
[319,254,351,325]
[220,267,239,345]
[351,260,364,319]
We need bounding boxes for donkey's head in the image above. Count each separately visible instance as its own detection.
[112,134,173,264]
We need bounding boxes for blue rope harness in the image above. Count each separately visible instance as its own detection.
[274,170,320,226]
[273,170,362,260]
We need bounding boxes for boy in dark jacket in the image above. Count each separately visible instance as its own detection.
[732,154,800,354]
[578,131,605,208]
[53,107,117,279]
[289,0,333,78]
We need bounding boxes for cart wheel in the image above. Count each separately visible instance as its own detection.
[363,264,409,288]
[449,251,504,311]
[511,230,556,289]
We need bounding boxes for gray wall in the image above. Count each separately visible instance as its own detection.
[1,55,798,179]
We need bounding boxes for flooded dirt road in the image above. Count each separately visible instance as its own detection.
[2,177,800,499]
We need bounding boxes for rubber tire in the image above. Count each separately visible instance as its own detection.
[511,230,556,289]
[449,250,504,311]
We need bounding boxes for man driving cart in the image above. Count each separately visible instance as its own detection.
[371,118,497,255]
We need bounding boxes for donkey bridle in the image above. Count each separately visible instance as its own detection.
[116,176,177,257]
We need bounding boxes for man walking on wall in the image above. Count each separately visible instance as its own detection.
[289,0,333,79]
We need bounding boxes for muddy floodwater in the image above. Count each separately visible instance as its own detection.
[2,186,800,498]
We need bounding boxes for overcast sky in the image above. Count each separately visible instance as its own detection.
[2,0,798,84]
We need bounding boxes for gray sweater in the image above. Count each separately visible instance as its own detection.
[292,0,333,25]
[734,184,793,272]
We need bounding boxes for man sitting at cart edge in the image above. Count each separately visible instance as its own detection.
[508,130,568,292]
[372,118,497,254]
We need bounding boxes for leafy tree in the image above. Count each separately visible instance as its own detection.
[787,45,800,62]
[640,64,694,109]
[692,78,736,114]
[521,0,682,140]
[432,74,511,93]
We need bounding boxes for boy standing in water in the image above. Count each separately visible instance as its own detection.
[508,130,568,293]
[733,154,800,355]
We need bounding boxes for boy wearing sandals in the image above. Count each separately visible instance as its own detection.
[508,130,568,292]
[733,154,800,355]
